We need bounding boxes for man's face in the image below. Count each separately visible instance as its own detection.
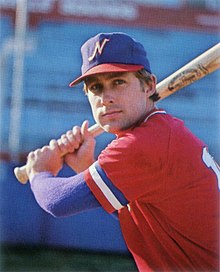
[86,72,155,134]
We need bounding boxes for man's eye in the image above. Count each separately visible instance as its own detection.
[114,79,125,85]
[89,84,102,93]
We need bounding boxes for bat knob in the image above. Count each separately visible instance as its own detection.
[14,166,29,184]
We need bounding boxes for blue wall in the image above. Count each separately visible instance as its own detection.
[1,16,219,252]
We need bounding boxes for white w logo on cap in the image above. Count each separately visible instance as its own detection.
[88,38,110,62]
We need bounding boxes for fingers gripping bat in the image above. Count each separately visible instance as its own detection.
[14,43,220,184]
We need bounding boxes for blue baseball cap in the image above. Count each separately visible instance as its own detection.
[69,32,151,87]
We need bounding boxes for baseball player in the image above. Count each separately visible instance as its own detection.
[26,32,219,271]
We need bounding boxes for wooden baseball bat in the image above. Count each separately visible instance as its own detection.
[14,42,220,184]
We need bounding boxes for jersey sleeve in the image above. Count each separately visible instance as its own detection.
[84,116,170,213]
[84,161,129,213]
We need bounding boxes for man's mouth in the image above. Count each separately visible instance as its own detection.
[102,110,122,118]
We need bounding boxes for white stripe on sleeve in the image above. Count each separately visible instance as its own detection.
[89,163,124,210]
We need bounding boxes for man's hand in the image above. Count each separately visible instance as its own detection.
[26,141,63,181]
[57,120,96,173]
[26,120,96,180]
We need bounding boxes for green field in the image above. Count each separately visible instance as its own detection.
[0,244,137,272]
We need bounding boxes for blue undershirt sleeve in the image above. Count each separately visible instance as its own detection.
[30,172,101,217]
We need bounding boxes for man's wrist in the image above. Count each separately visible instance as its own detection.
[29,171,53,182]
[28,170,40,182]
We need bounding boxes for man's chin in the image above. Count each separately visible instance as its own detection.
[100,124,120,134]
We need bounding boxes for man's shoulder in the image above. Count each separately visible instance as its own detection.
[104,111,172,152]
[134,110,175,138]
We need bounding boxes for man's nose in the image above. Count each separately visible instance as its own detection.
[100,89,114,106]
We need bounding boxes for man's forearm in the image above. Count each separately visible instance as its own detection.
[30,172,101,217]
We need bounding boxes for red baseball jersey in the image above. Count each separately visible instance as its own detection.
[84,109,219,271]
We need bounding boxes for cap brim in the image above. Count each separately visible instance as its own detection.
[69,63,144,87]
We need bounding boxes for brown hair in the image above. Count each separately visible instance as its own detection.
[135,69,159,102]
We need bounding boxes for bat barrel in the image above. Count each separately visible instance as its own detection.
[156,43,220,100]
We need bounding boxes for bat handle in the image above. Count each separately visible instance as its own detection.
[14,123,104,184]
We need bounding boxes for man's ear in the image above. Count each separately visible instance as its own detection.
[145,74,157,97]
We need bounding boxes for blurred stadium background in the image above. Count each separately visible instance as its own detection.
[0,0,219,271]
